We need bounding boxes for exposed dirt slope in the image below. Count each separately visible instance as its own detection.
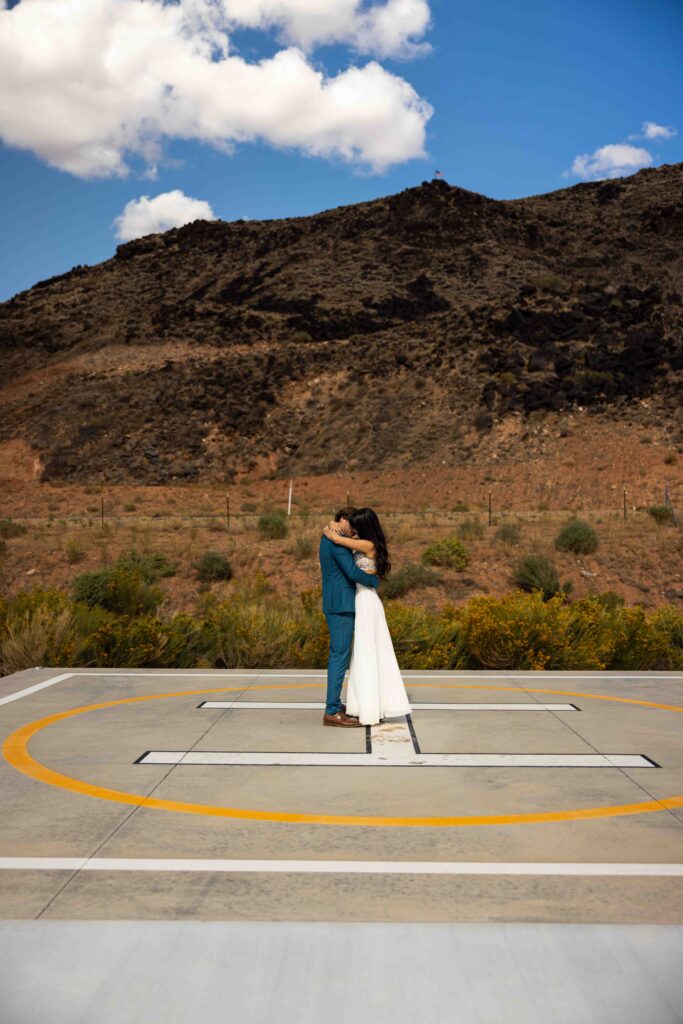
[1,165,682,484]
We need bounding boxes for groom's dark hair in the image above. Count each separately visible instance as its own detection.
[335,506,357,522]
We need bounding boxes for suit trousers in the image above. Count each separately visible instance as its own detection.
[324,611,355,715]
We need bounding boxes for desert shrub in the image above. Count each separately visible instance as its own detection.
[123,502,137,512]
[513,554,572,601]
[648,605,683,669]
[457,518,484,540]
[0,518,27,539]
[0,589,73,675]
[193,551,233,582]
[381,563,441,600]
[564,595,683,671]
[72,568,164,615]
[0,538,6,558]
[385,602,468,670]
[258,511,288,539]
[0,604,76,675]
[647,505,675,525]
[0,588,113,674]
[116,548,177,581]
[1,584,681,674]
[495,523,521,546]
[592,590,624,611]
[291,536,314,561]
[462,593,610,671]
[421,537,469,570]
[199,599,298,668]
[83,614,200,669]
[460,591,680,670]
[463,591,586,670]
[531,273,571,294]
[287,588,329,666]
[65,538,85,565]
[554,517,599,554]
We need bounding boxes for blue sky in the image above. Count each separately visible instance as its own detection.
[0,0,681,301]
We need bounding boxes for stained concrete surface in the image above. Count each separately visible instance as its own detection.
[1,667,682,1022]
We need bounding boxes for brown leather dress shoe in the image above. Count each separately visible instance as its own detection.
[323,711,362,728]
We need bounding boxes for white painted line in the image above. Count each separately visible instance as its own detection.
[0,673,74,706]
[17,669,682,681]
[370,718,416,759]
[0,858,680,876]
[200,701,578,711]
[54,672,274,678]
[138,751,655,768]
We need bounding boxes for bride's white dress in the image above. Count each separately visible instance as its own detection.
[345,551,411,725]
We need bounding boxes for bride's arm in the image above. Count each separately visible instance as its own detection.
[322,523,374,555]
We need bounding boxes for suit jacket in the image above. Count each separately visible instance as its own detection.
[319,533,379,615]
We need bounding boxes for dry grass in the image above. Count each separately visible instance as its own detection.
[0,509,681,614]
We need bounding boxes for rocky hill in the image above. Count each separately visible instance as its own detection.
[1,163,682,484]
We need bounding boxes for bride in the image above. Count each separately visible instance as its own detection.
[322,507,411,726]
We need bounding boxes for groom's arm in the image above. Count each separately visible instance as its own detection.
[329,542,380,589]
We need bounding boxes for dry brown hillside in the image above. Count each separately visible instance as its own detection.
[0,164,682,487]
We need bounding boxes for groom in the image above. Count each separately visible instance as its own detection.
[319,506,380,728]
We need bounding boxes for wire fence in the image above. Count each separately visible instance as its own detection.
[3,486,680,536]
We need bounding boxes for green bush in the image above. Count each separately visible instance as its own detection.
[384,602,468,669]
[2,585,682,673]
[457,518,484,540]
[554,517,599,554]
[381,563,441,600]
[72,568,164,615]
[647,505,675,525]
[0,518,27,539]
[530,273,571,294]
[513,554,572,601]
[495,523,521,546]
[258,511,289,539]
[83,613,204,669]
[291,536,314,561]
[421,537,469,570]
[117,547,177,581]
[193,552,233,582]
[200,599,299,669]
[593,590,625,611]
[65,538,85,565]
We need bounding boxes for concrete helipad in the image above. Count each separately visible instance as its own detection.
[1,667,682,1023]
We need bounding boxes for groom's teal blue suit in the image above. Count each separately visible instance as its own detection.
[319,534,380,716]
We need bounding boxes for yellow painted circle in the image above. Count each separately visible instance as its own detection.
[3,682,683,828]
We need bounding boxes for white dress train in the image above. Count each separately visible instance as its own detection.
[345,552,411,725]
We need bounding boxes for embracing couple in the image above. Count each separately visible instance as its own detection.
[318,506,411,728]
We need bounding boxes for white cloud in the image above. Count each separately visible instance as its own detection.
[0,0,433,178]
[567,143,653,181]
[221,0,432,59]
[113,189,216,240]
[640,120,677,140]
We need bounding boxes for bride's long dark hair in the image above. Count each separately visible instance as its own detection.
[349,507,391,580]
